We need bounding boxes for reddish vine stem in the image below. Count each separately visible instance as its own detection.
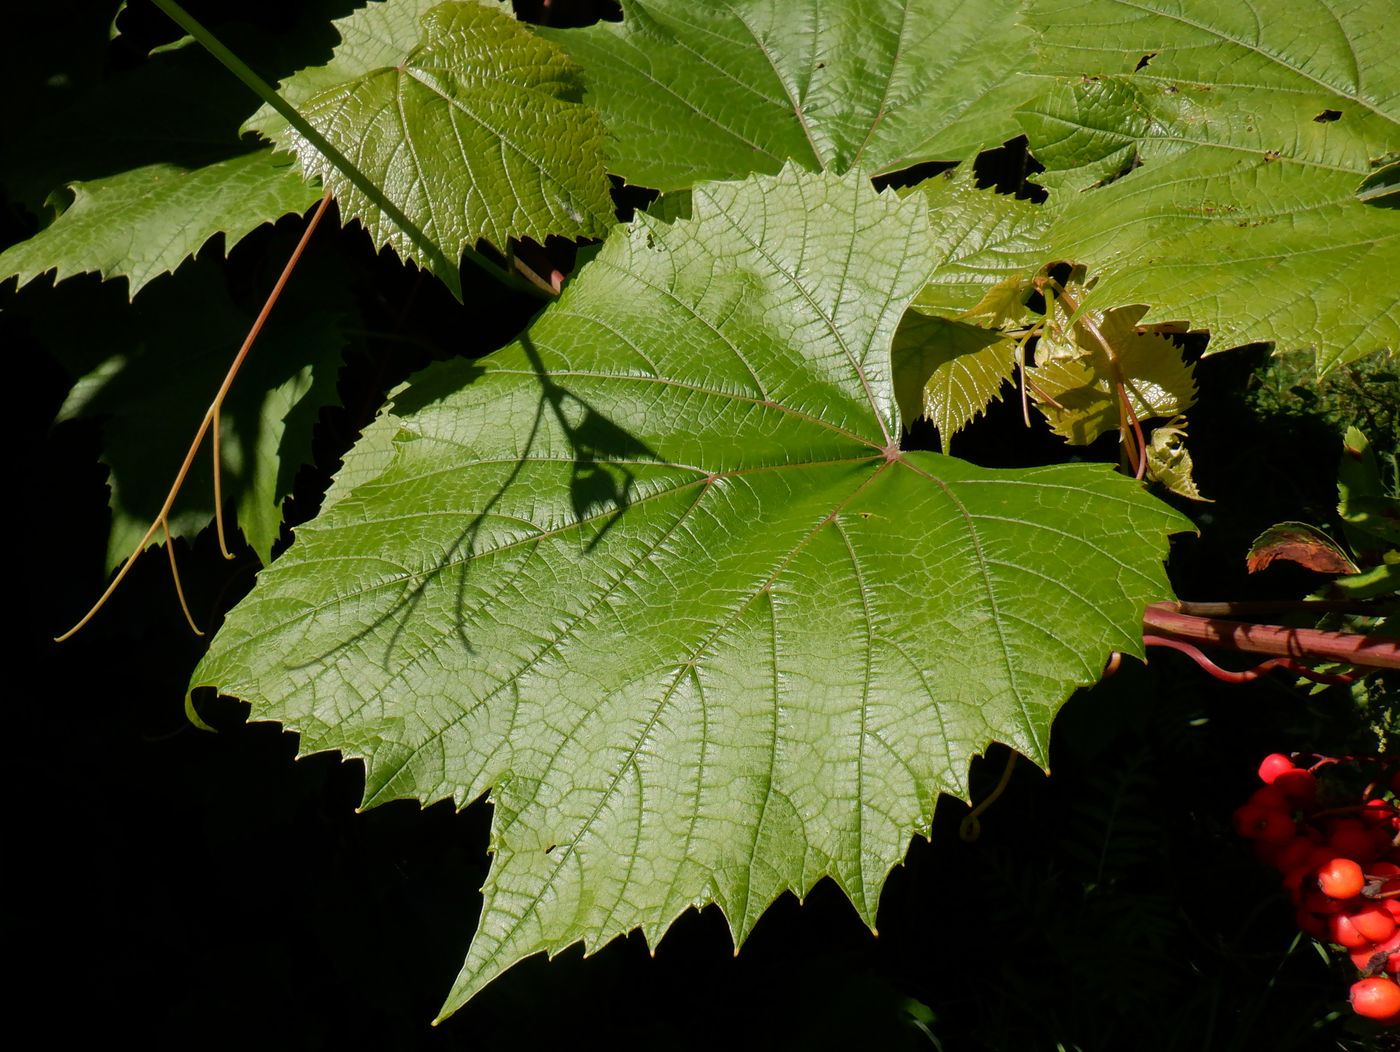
[1143,602,1400,670]
[1049,284,1149,480]
[55,191,334,641]
[1143,634,1359,685]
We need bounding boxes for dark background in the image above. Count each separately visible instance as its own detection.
[6,1,1397,1047]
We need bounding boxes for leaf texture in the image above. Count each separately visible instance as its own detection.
[245,0,614,276]
[191,168,1188,1015]
[1019,0,1400,370]
[542,0,1039,189]
[0,151,322,296]
[907,168,1051,317]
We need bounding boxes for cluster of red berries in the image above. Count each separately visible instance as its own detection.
[1235,752,1400,1026]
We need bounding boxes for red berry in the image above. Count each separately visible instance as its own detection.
[1361,798,1399,827]
[1318,857,1366,899]
[1353,930,1400,973]
[1328,820,1377,862]
[1273,768,1317,808]
[1351,976,1400,1020]
[1258,753,1296,784]
[1295,908,1328,940]
[1353,903,1398,944]
[1234,803,1296,843]
[1274,837,1321,873]
[1331,912,1374,949]
[1249,786,1290,811]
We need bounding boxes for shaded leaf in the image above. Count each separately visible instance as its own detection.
[246,0,614,279]
[3,39,263,213]
[1357,159,1400,208]
[190,167,1189,1017]
[0,151,322,297]
[49,261,351,569]
[892,311,1017,444]
[1339,427,1400,548]
[542,0,1040,189]
[907,167,1052,318]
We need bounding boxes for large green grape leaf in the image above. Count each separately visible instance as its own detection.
[46,261,351,569]
[1017,0,1400,371]
[244,0,614,281]
[190,167,1189,1018]
[541,0,1039,189]
[0,151,322,297]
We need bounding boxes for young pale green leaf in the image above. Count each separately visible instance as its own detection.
[48,262,350,569]
[892,311,1017,445]
[1145,420,1209,502]
[540,0,1039,189]
[190,167,1189,1018]
[245,0,613,275]
[1028,305,1196,445]
[1019,0,1400,371]
[0,151,321,297]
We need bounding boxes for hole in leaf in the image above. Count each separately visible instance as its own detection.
[1135,52,1157,70]
[871,160,958,192]
[973,136,1048,202]
[1313,109,1343,123]
[513,0,621,27]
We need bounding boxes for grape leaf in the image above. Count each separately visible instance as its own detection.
[1028,304,1196,445]
[191,167,1189,1016]
[1247,522,1358,575]
[907,168,1052,318]
[892,311,1017,444]
[48,261,351,569]
[0,151,322,297]
[244,0,614,280]
[1018,0,1400,371]
[541,0,1040,189]
[1145,419,1209,502]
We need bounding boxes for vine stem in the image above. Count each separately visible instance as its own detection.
[1143,634,1359,685]
[1052,284,1148,479]
[146,0,547,301]
[1143,602,1400,670]
[959,751,1017,842]
[55,192,335,642]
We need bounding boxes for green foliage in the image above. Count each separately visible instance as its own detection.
[191,167,1189,1014]
[9,0,1399,1031]
[246,0,614,275]
[1020,0,1400,370]
[540,0,1039,188]
[45,260,351,568]
[0,151,321,296]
